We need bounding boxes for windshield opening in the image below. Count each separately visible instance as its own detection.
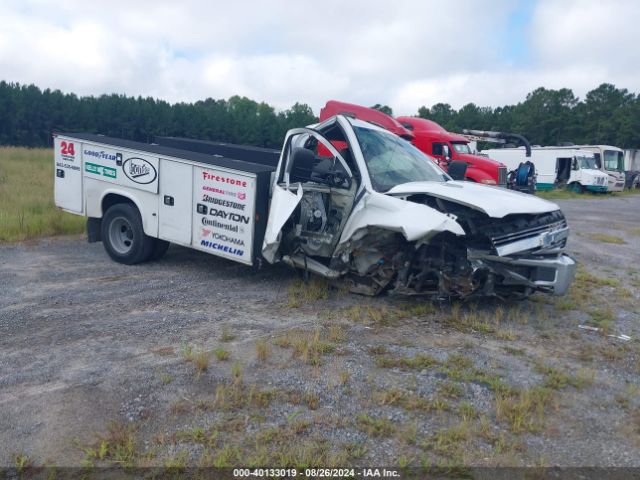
[353,126,449,192]
[452,142,471,154]
[577,155,597,169]
[603,150,624,171]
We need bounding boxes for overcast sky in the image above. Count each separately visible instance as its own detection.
[0,0,638,115]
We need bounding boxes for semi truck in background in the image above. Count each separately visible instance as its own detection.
[623,149,640,189]
[482,147,609,193]
[319,101,508,187]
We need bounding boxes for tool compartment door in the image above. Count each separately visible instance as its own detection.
[192,166,256,265]
[54,137,84,214]
[158,159,193,246]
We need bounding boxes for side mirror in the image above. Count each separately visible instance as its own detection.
[442,144,451,160]
[448,161,468,181]
[572,159,579,170]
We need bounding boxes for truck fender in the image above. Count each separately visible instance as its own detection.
[262,184,303,263]
[463,166,495,184]
[98,189,158,237]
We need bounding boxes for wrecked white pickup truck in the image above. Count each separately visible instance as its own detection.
[54,114,576,300]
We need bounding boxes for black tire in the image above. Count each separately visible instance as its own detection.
[149,239,170,261]
[101,203,155,265]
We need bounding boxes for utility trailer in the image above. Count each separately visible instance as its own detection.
[54,133,274,266]
[54,115,577,300]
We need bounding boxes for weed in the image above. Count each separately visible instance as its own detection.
[457,401,478,421]
[495,386,553,433]
[338,369,350,386]
[535,364,586,390]
[589,233,626,245]
[303,392,320,410]
[181,344,193,362]
[82,421,137,466]
[367,345,388,355]
[151,346,175,356]
[214,348,230,361]
[255,339,271,363]
[356,414,395,436]
[425,422,470,455]
[437,381,464,399]
[376,353,439,370]
[159,373,173,385]
[327,324,347,342]
[503,346,525,356]
[587,307,615,333]
[287,276,329,307]
[220,328,237,342]
[12,453,34,472]
[374,388,447,412]
[277,328,336,365]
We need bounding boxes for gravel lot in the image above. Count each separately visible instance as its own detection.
[1,195,639,470]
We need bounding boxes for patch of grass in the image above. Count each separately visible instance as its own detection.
[0,147,86,242]
[588,233,627,245]
[181,344,194,362]
[276,328,336,365]
[327,324,347,342]
[374,388,449,412]
[255,339,271,363]
[587,307,615,333]
[424,422,470,456]
[376,353,440,370]
[356,414,395,437]
[193,351,211,375]
[495,386,554,433]
[503,346,525,356]
[287,276,329,308]
[151,346,175,356]
[12,452,34,473]
[535,364,588,390]
[214,348,231,361]
[159,373,173,385]
[457,401,478,421]
[437,381,464,399]
[81,421,137,466]
[367,345,388,355]
[220,328,237,342]
[303,392,320,410]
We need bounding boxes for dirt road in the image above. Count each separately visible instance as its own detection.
[1,195,639,469]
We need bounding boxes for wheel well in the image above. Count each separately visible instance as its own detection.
[102,193,136,216]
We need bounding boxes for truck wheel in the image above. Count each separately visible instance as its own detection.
[568,182,584,193]
[101,203,155,264]
[150,239,170,261]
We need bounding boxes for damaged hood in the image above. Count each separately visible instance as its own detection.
[386,181,559,218]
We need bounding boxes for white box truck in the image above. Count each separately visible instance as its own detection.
[482,146,609,193]
[54,115,576,299]
[558,145,625,192]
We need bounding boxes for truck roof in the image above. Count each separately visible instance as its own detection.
[396,116,470,143]
[53,132,276,174]
[319,100,414,140]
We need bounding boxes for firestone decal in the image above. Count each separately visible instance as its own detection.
[202,171,247,187]
[123,157,157,184]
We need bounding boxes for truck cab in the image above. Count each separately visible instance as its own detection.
[574,145,625,192]
[396,116,508,186]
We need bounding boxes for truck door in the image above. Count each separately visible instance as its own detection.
[158,159,192,246]
[54,137,84,214]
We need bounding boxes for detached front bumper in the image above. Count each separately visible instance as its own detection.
[472,253,577,296]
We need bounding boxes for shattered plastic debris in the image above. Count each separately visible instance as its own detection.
[578,324,631,341]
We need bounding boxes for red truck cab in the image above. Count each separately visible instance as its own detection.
[319,100,507,186]
[396,116,507,186]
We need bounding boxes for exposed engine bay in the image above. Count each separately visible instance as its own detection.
[281,188,572,300]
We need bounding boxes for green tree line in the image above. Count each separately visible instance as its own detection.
[1,81,639,149]
[0,81,317,148]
